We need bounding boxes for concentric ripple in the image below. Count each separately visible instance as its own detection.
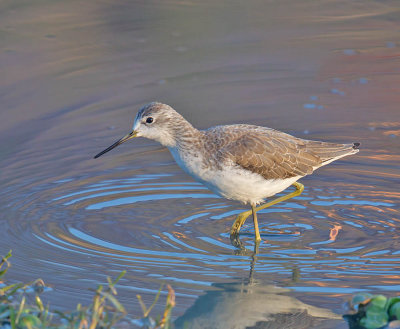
[2,157,399,316]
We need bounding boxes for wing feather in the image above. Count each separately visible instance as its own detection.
[204,124,357,180]
[216,129,321,179]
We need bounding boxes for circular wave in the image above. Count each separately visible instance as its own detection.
[1,162,399,315]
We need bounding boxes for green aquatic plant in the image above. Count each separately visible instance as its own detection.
[0,250,174,329]
[134,285,175,329]
[345,292,400,329]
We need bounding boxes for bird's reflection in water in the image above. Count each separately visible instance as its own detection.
[174,236,341,329]
[230,234,259,285]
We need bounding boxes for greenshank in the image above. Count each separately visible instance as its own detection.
[94,102,360,242]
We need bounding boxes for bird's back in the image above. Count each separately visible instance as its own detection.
[202,124,359,180]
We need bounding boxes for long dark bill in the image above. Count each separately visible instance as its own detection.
[94,131,137,159]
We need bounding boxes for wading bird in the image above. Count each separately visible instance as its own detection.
[95,102,359,242]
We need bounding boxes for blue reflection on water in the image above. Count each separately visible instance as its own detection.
[343,220,363,228]
[273,249,317,255]
[369,285,400,290]
[68,228,236,261]
[319,246,364,253]
[162,232,206,253]
[311,200,394,207]
[272,223,313,230]
[211,208,292,220]
[53,174,176,200]
[177,213,211,224]
[64,186,208,205]
[86,193,219,210]
[198,237,235,250]
[363,250,390,256]
[288,286,367,293]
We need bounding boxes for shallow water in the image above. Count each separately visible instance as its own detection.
[1,0,400,327]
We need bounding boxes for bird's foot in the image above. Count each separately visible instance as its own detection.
[230,209,252,236]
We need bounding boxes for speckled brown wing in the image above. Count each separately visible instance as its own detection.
[216,128,323,180]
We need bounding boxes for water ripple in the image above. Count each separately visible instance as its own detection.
[0,133,399,318]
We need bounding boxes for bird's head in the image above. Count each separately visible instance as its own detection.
[94,102,187,159]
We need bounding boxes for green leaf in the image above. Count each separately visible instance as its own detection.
[15,296,26,324]
[106,277,117,295]
[1,282,23,295]
[4,250,12,260]
[35,295,44,312]
[387,297,400,312]
[0,307,10,320]
[360,317,381,329]
[9,306,16,329]
[389,301,400,319]
[54,310,72,322]
[366,308,389,320]
[100,291,126,314]
[0,251,12,276]
[369,295,387,310]
[360,314,388,329]
[108,270,126,289]
[143,285,163,317]
[19,314,42,329]
[136,294,148,315]
[360,308,389,329]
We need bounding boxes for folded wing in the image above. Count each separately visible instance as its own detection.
[216,127,357,180]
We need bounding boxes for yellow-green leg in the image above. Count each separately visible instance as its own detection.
[251,203,261,242]
[230,182,305,241]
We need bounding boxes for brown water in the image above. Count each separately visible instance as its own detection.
[1,0,400,327]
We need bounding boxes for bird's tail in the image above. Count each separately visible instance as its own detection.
[306,141,360,166]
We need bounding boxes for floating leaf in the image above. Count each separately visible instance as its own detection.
[360,316,387,329]
[390,302,400,319]
[361,308,389,329]
[387,298,400,313]
[369,295,387,310]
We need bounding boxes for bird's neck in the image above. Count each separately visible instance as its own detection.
[174,121,203,148]
[167,123,207,178]
[162,118,203,151]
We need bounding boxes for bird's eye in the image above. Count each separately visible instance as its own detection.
[146,117,154,124]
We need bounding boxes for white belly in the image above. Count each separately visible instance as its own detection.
[169,147,300,204]
[201,167,300,204]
